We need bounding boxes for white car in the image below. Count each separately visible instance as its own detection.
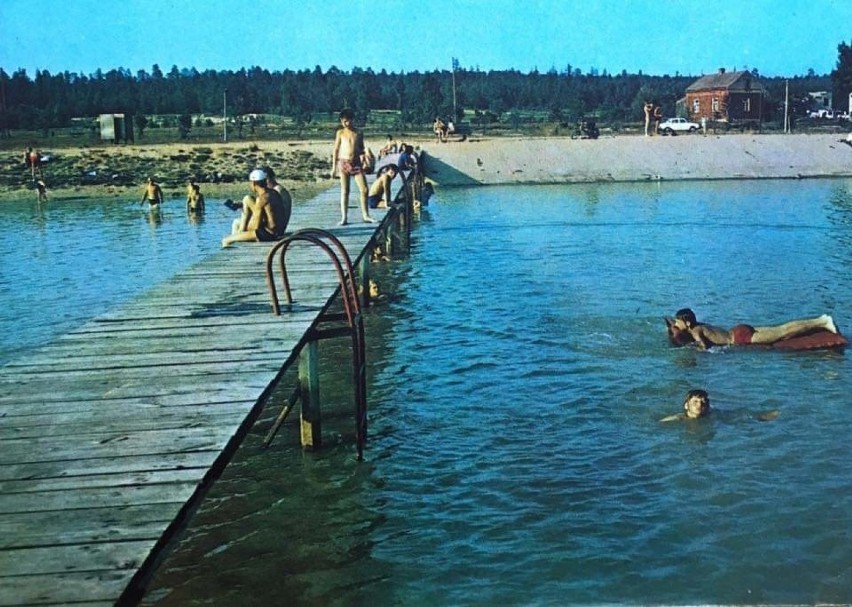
[659,117,700,135]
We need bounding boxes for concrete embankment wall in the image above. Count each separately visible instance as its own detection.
[421,133,852,186]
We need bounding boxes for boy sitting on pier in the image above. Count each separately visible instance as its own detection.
[367,164,398,209]
[222,169,289,247]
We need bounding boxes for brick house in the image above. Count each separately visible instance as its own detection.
[684,68,766,125]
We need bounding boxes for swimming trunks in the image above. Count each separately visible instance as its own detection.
[255,228,283,242]
[338,159,362,176]
[368,194,382,209]
[731,324,756,345]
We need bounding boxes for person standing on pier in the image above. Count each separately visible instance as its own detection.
[331,108,375,225]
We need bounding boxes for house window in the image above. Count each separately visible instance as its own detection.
[743,98,751,113]
[712,97,719,111]
[692,98,700,113]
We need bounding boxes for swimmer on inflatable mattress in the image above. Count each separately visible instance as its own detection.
[664,308,848,351]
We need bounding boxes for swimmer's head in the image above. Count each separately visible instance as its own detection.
[683,389,710,419]
[674,308,697,328]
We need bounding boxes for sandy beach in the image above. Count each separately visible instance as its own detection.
[421,132,852,186]
[4,133,852,203]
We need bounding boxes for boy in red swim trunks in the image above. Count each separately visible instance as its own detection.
[331,108,375,225]
[667,308,838,350]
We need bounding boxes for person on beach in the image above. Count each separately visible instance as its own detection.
[433,117,448,142]
[378,135,398,158]
[222,168,289,247]
[368,164,398,209]
[643,102,653,136]
[140,177,164,207]
[24,147,42,179]
[665,308,839,350]
[331,108,375,226]
[186,182,205,214]
[653,104,663,135]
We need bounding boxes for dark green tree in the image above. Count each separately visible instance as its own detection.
[831,41,852,112]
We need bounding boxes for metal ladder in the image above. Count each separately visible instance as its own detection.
[264,228,368,460]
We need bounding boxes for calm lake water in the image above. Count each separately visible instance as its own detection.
[4,180,852,605]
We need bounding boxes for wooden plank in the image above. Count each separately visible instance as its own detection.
[0,427,241,466]
[0,468,209,496]
[0,540,152,577]
[0,452,219,483]
[0,482,200,514]
[0,572,127,606]
[0,503,191,549]
[0,392,256,415]
[0,407,250,440]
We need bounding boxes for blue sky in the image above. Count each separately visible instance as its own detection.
[1,0,851,78]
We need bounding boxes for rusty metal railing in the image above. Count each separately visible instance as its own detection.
[264,228,367,460]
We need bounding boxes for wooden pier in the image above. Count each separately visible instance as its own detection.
[0,172,418,605]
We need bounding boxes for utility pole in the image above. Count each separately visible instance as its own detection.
[451,57,459,122]
[784,80,789,133]
[223,88,228,142]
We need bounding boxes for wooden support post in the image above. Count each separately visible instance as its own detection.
[299,339,322,449]
[358,253,371,308]
[385,224,395,258]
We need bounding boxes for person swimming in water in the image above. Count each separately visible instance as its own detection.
[665,308,839,350]
[660,389,779,423]
[660,389,711,422]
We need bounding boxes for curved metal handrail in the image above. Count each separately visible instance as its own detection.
[264,229,367,459]
[265,228,360,317]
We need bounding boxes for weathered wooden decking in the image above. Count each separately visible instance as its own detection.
[0,186,394,606]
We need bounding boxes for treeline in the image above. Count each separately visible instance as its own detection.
[0,62,840,135]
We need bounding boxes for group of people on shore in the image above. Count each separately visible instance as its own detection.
[643,101,663,136]
[433,117,459,142]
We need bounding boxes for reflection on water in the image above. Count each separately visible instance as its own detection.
[0,196,233,364]
[4,181,852,605]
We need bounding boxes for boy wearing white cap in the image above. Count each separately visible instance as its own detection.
[222,168,290,247]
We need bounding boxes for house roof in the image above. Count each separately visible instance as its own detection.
[686,70,766,94]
